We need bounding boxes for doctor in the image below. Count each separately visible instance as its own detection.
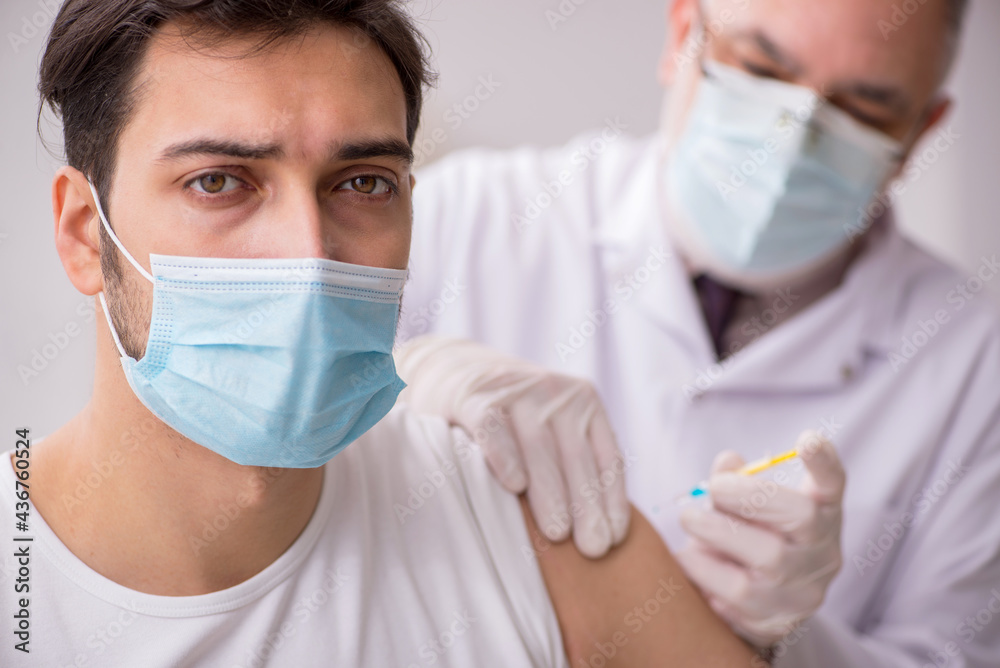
[398,0,1000,665]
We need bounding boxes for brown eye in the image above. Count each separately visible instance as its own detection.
[336,175,394,196]
[191,173,241,195]
[352,176,377,194]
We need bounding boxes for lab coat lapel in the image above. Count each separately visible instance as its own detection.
[594,145,717,368]
[689,222,910,396]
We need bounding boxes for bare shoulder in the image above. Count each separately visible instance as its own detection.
[519,498,756,668]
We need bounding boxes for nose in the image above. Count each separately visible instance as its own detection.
[266,185,329,260]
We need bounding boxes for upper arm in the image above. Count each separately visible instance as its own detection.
[521,498,757,667]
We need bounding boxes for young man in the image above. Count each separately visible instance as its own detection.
[0,1,755,666]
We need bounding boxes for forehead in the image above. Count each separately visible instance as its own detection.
[709,0,951,90]
[122,22,408,159]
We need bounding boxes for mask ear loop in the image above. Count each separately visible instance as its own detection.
[98,292,130,359]
[87,181,154,283]
[88,181,151,360]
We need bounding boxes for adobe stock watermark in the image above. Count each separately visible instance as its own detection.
[68,603,142,667]
[750,619,814,668]
[672,0,752,73]
[544,0,592,31]
[393,408,509,524]
[7,0,59,54]
[681,287,800,401]
[18,298,98,385]
[922,588,1000,668]
[877,0,935,40]
[189,466,291,556]
[233,567,350,668]
[513,116,629,234]
[399,278,467,342]
[555,245,671,362]
[414,75,502,166]
[852,458,970,576]
[846,125,960,243]
[888,253,1000,372]
[714,95,831,203]
[404,609,477,668]
[726,417,844,533]
[220,294,282,344]
[577,578,684,668]
[955,589,1000,645]
[58,418,159,513]
[526,450,639,547]
[347,353,400,392]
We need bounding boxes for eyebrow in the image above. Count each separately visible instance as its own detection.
[156,137,414,165]
[156,139,282,163]
[331,138,414,165]
[731,29,804,76]
[835,82,912,116]
[729,30,912,116]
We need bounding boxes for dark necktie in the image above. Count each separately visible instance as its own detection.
[693,274,742,359]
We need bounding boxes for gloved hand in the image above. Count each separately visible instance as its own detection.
[675,431,845,648]
[394,335,630,558]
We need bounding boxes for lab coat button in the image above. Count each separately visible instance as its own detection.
[841,365,854,381]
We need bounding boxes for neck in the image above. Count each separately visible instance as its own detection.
[28,322,324,596]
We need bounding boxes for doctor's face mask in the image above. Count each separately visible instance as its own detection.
[664,57,905,277]
[656,0,947,287]
[90,182,407,469]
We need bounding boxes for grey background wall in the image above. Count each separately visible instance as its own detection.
[1,0,998,438]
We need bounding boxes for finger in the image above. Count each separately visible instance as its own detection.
[478,422,529,493]
[679,506,787,575]
[676,543,773,634]
[549,391,613,558]
[796,431,846,504]
[707,593,788,649]
[705,594,734,623]
[588,404,631,546]
[509,402,572,542]
[711,450,746,476]
[674,540,750,606]
[709,475,832,542]
[454,399,528,493]
[678,544,810,647]
[702,594,752,640]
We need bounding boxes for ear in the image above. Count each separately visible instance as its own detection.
[659,0,698,86]
[909,96,952,153]
[53,166,104,296]
[888,97,951,181]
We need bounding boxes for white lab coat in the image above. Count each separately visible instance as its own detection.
[401,131,1000,667]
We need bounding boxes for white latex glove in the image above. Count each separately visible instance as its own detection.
[394,335,631,558]
[675,431,845,648]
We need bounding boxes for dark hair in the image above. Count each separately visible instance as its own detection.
[38,0,434,207]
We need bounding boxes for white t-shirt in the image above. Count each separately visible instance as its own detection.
[0,405,567,667]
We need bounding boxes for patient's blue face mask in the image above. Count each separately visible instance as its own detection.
[666,58,906,276]
[89,182,406,468]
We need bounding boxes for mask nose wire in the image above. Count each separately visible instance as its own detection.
[87,181,154,283]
